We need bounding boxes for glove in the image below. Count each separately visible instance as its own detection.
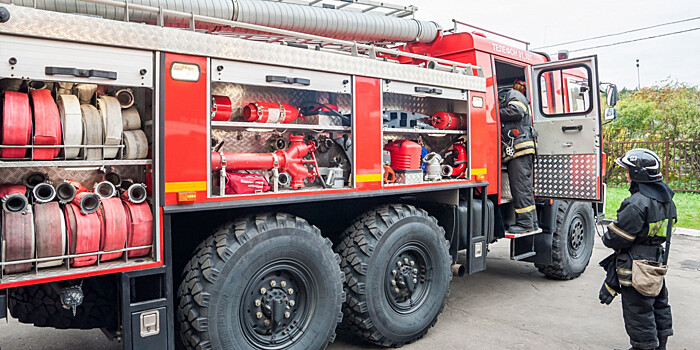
[599,283,616,305]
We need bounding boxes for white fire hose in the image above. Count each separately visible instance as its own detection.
[97,96,124,159]
[57,94,83,159]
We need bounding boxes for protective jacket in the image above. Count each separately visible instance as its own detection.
[499,89,536,160]
[603,181,676,349]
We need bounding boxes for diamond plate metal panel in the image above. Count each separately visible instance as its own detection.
[501,171,512,202]
[383,93,450,116]
[0,6,486,92]
[0,165,146,190]
[534,154,598,200]
[212,82,351,124]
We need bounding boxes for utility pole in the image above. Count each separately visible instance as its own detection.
[636,59,640,90]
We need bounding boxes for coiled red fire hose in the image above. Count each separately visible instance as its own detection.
[1,207,35,274]
[123,201,152,258]
[30,89,62,160]
[97,197,127,261]
[0,184,29,213]
[34,202,66,268]
[64,203,101,267]
[1,91,32,158]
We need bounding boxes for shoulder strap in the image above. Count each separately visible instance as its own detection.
[663,202,674,265]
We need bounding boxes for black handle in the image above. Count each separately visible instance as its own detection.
[266,75,311,86]
[414,86,443,95]
[45,66,117,80]
[562,125,583,132]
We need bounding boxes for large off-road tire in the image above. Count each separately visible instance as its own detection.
[536,201,595,280]
[177,213,344,350]
[335,204,451,347]
[7,275,119,329]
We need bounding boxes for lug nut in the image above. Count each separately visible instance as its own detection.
[391,270,397,275]
[270,280,277,287]
[255,299,261,307]
[280,281,287,288]
[256,312,263,319]
[413,278,418,284]
[394,287,400,293]
[403,258,409,264]
[397,261,402,267]
[410,260,415,266]
[289,300,295,307]
[391,280,397,286]
[287,288,294,295]
[284,312,291,319]
[263,319,270,326]
[260,287,267,294]
[413,268,418,274]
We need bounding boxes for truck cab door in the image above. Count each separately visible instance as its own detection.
[530,55,602,201]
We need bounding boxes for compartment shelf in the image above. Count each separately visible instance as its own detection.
[0,159,152,168]
[383,127,467,135]
[212,121,351,132]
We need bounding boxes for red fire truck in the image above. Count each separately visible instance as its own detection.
[0,0,618,349]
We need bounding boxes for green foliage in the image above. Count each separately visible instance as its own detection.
[606,187,700,230]
[603,81,700,142]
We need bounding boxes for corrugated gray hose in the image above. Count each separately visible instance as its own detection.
[8,0,440,43]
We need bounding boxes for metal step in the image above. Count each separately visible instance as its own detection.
[512,251,536,261]
[504,228,542,239]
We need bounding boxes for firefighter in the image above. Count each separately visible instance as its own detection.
[603,148,676,350]
[499,80,537,233]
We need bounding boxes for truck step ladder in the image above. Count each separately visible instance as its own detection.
[506,228,542,261]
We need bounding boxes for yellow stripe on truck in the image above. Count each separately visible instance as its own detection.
[471,168,487,175]
[356,174,382,183]
[165,181,207,193]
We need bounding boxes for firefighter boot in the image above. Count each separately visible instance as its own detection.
[656,336,668,350]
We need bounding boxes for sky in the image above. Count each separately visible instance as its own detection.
[409,0,700,89]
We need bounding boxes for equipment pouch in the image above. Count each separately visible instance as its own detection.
[631,259,667,297]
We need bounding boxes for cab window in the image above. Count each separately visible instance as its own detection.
[538,65,592,117]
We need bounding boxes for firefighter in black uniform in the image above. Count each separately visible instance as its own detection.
[499,80,537,233]
[601,148,676,350]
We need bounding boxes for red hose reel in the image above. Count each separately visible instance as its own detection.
[1,91,32,158]
[64,203,101,267]
[29,89,62,160]
[97,197,128,261]
[123,201,153,258]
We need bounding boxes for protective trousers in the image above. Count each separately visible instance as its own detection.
[507,154,537,229]
[621,282,673,349]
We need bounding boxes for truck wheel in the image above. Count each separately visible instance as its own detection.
[335,204,451,347]
[7,275,118,329]
[177,213,344,350]
[536,201,594,280]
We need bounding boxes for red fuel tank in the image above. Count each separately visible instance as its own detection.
[384,140,422,170]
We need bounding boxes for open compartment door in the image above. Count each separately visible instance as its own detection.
[531,55,602,201]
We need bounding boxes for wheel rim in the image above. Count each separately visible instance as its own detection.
[568,216,587,258]
[384,242,433,315]
[240,259,315,349]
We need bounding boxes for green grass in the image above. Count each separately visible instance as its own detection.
[605,187,700,230]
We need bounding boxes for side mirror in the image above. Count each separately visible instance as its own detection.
[606,84,618,107]
[604,107,617,120]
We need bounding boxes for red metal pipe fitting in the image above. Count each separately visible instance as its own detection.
[443,143,467,177]
[211,95,233,121]
[211,135,319,189]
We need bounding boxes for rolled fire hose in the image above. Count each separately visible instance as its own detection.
[30,89,62,160]
[1,207,35,274]
[122,130,149,159]
[24,172,48,189]
[72,191,101,215]
[0,184,28,213]
[121,183,148,204]
[64,203,101,267]
[243,102,299,123]
[211,95,233,121]
[56,82,74,96]
[1,91,32,158]
[121,106,142,130]
[58,94,83,159]
[96,197,127,261]
[56,180,88,204]
[80,104,104,160]
[73,84,97,104]
[32,182,57,203]
[123,201,152,258]
[115,89,135,109]
[97,96,124,159]
[34,202,67,268]
[93,181,117,199]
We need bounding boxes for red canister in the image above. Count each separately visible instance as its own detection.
[384,140,422,170]
[211,95,232,121]
[431,111,468,130]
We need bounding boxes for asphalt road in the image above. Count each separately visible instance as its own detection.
[1,234,699,350]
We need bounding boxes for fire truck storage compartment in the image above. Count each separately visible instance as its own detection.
[382,80,469,185]
[209,59,353,196]
[0,35,158,287]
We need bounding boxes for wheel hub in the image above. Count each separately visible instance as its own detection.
[568,217,586,257]
[385,243,432,314]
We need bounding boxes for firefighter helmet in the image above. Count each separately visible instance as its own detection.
[513,80,527,94]
[615,148,663,183]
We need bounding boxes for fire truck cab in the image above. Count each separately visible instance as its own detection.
[0,1,616,349]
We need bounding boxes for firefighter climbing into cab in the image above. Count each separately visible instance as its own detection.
[499,80,538,234]
[599,149,676,350]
